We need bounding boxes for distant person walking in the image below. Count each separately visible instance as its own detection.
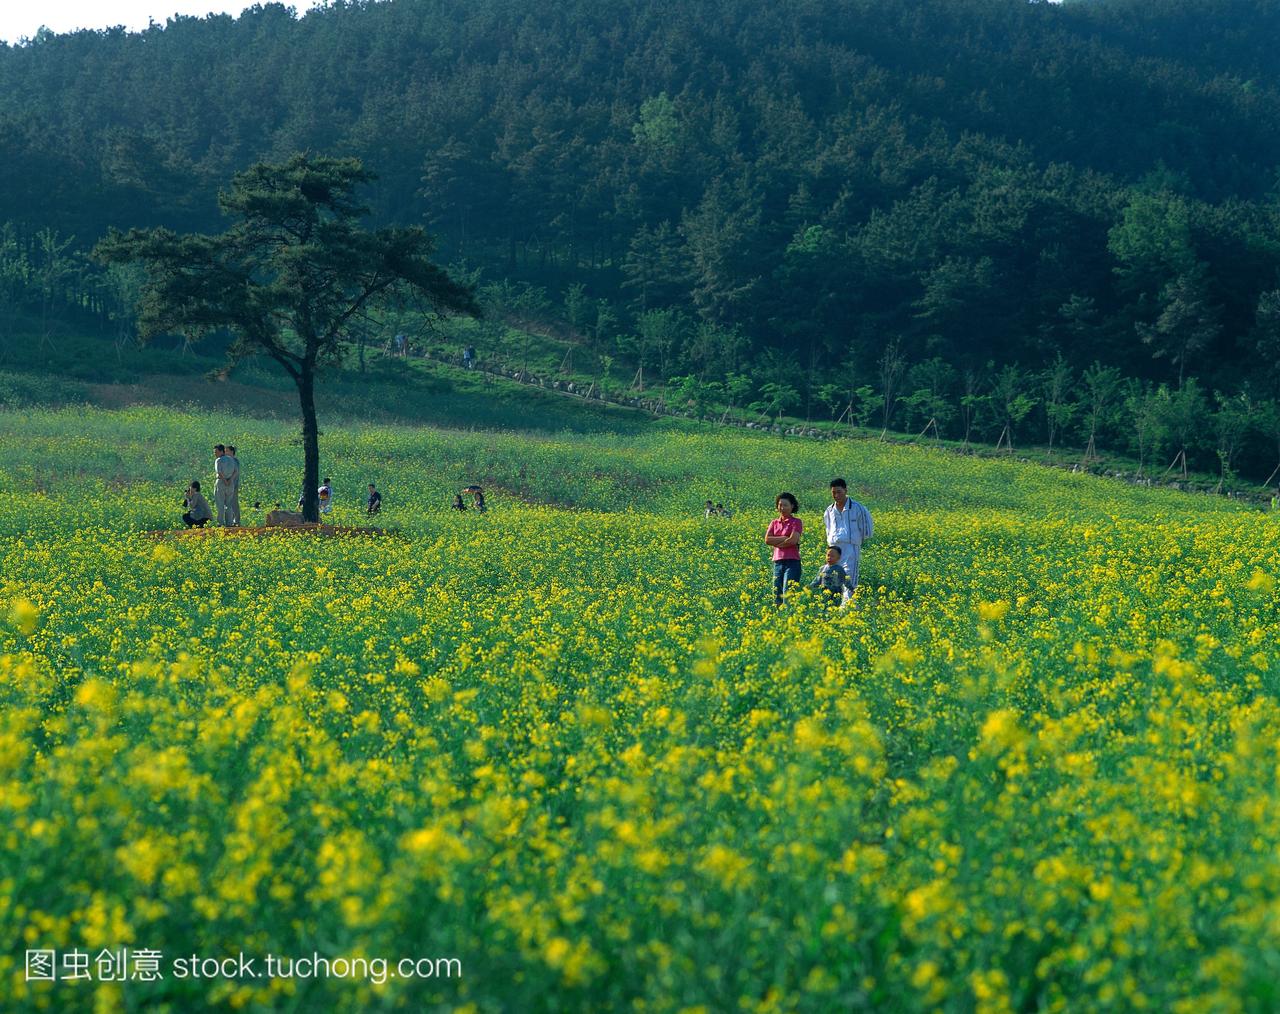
[472,489,487,513]
[319,478,333,515]
[451,494,467,511]
[182,481,212,528]
[228,445,242,525]
[704,499,716,518]
[823,478,872,603]
[764,492,803,605]
[463,344,476,369]
[213,444,237,526]
[366,483,382,515]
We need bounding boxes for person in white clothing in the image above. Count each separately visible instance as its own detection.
[213,444,237,526]
[822,477,872,602]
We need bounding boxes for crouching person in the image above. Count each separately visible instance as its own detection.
[809,544,855,608]
[183,481,213,528]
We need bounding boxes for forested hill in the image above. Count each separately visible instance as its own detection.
[4,0,1280,459]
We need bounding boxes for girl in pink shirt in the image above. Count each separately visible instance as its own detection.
[764,492,803,605]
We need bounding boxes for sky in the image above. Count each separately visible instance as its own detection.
[0,1,327,44]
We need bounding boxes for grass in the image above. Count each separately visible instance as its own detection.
[0,322,1266,504]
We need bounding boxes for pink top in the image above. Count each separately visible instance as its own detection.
[766,516,802,561]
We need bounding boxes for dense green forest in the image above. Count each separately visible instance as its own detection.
[3,0,1280,480]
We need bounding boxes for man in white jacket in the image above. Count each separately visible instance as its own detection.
[822,478,872,603]
[213,444,238,526]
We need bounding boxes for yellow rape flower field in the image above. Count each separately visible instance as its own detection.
[2,405,1279,1012]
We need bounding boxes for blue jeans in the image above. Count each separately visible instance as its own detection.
[773,559,801,605]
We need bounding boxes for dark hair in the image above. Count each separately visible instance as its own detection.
[369,483,376,488]
[830,478,847,489]
[324,477,331,483]
[190,480,201,491]
[214,444,225,452]
[229,446,237,454]
[776,492,798,511]
[826,544,843,557]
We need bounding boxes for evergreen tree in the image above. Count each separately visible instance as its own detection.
[1136,263,1220,387]
[95,154,478,521]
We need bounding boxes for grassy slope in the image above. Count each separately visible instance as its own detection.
[5,324,1263,502]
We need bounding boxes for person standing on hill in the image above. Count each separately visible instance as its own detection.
[823,478,872,603]
[228,445,242,525]
[213,444,237,526]
[764,492,803,605]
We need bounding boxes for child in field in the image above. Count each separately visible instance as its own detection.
[318,478,333,515]
[809,545,855,607]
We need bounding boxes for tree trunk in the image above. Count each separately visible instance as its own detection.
[298,366,321,523]
[1262,458,1280,490]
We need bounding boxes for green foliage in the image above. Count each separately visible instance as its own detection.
[0,370,86,407]
[1107,192,1196,293]
[6,0,1280,477]
[1136,263,1221,385]
[991,364,1039,450]
[1152,379,1211,475]
[632,93,683,152]
[853,386,884,430]
[749,381,799,420]
[1080,360,1124,459]
[1040,354,1076,452]
[1252,290,1280,395]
